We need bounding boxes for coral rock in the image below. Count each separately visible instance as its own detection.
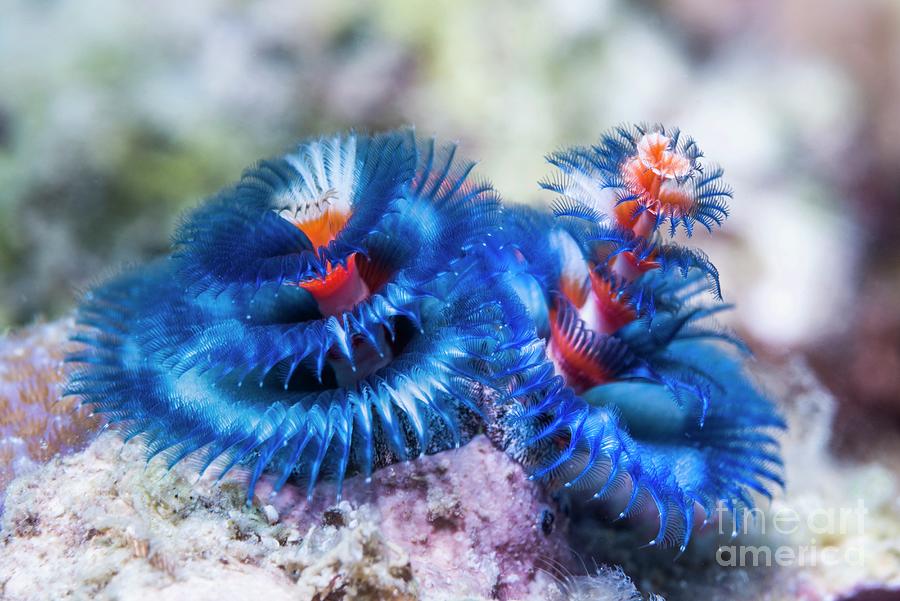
[0,320,101,502]
[256,435,569,600]
[0,433,567,601]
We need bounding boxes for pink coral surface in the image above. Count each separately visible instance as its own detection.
[254,435,569,599]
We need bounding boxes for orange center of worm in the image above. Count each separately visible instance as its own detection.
[615,133,694,231]
[295,209,369,315]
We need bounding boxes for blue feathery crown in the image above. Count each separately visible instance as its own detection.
[67,125,784,551]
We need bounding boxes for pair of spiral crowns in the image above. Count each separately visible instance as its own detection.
[67,125,784,552]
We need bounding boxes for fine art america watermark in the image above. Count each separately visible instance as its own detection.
[715,500,867,568]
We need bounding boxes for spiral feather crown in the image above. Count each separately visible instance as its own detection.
[68,125,783,550]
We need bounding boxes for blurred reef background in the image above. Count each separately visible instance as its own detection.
[1,0,899,449]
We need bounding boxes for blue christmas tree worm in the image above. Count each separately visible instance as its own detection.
[67,125,783,551]
[488,124,784,551]
[68,130,506,501]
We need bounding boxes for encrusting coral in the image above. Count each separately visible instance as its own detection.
[0,431,419,601]
[0,431,568,601]
[64,125,784,555]
[0,320,101,501]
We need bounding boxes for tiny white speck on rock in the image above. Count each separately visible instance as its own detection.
[263,504,279,525]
